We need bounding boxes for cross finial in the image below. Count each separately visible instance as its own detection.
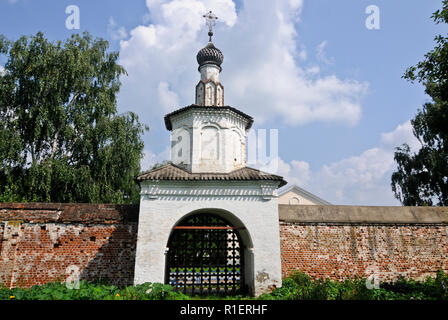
[203,10,218,42]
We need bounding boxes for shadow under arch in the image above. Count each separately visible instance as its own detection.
[165,208,254,296]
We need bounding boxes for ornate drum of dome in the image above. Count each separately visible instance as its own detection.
[196,42,224,70]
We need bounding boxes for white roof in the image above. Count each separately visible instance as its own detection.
[278,184,332,205]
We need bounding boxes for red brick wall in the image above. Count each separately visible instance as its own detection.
[0,203,138,288]
[280,222,448,282]
[2,203,448,289]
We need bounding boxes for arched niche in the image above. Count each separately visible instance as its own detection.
[171,127,191,166]
[201,125,219,160]
[205,82,216,106]
[230,129,243,166]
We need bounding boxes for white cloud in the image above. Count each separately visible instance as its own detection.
[157,81,180,111]
[316,40,333,65]
[140,147,171,171]
[314,147,395,204]
[305,65,320,75]
[0,65,4,75]
[288,0,304,11]
[380,120,420,152]
[275,158,312,187]
[108,17,128,41]
[117,0,368,130]
[297,49,307,61]
[266,120,420,205]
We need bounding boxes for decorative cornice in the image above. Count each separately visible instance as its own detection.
[169,110,247,132]
[140,180,279,201]
[165,105,253,131]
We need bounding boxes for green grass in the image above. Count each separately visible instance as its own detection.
[2,270,448,300]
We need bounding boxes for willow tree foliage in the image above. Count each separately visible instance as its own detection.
[391,1,448,206]
[0,32,148,203]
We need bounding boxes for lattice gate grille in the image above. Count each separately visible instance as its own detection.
[165,214,245,296]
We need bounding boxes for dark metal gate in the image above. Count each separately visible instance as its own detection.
[165,214,245,296]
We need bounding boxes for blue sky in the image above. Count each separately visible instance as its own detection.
[0,0,446,205]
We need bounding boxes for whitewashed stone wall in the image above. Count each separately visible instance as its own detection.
[134,180,282,296]
[170,108,248,173]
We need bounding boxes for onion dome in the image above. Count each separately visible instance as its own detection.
[196,42,224,70]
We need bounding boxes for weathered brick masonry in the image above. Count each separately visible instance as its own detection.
[0,203,138,288]
[1,203,448,288]
[279,205,448,282]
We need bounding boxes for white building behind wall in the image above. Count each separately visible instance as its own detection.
[134,23,287,296]
[278,185,332,206]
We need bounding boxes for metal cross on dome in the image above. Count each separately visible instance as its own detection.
[203,10,218,42]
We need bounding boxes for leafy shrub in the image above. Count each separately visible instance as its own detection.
[259,270,448,300]
[0,281,190,301]
[2,270,448,300]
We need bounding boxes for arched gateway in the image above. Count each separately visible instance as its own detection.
[166,213,245,295]
[133,11,287,296]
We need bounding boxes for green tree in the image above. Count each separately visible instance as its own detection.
[391,1,448,206]
[0,32,148,204]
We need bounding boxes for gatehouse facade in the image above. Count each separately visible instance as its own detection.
[133,21,286,296]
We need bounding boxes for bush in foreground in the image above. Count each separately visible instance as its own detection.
[2,270,448,300]
[259,269,448,300]
[0,281,189,300]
